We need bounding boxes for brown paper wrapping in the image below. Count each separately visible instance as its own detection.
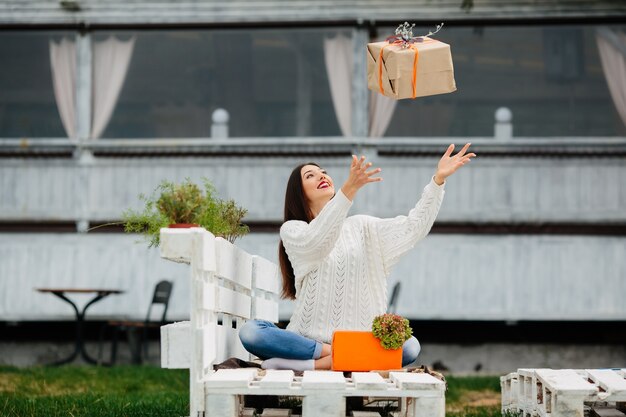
[367,38,457,100]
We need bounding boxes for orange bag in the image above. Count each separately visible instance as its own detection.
[331,330,402,371]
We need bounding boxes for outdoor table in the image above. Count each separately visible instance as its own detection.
[35,288,124,365]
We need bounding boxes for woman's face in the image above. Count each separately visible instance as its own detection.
[300,164,334,207]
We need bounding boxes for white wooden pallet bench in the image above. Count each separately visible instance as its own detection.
[501,368,626,417]
[158,227,445,417]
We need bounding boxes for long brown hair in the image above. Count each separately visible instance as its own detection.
[279,162,319,299]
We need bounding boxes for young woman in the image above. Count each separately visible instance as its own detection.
[239,143,476,371]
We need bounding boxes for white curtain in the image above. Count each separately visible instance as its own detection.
[49,37,77,139]
[91,36,136,139]
[596,29,626,128]
[368,91,397,138]
[49,36,134,140]
[324,34,353,136]
[324,34,397,138]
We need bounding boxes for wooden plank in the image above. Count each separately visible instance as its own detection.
[159,228,193,263]
[301,371,347,390]
[590,407,626,417]
[252,255,280,294]
[215,237,252,289]
[302,393,345,417]
[389,372,445,391]
[225,323,251,361]
[586,369,626,400]
[407,396,445,417]
[206,393,241,417]
[259,370,295,389]
[352,372,388,390]
[205,369,259,388]
[201,230,217,272]
[253,296,279,322]
[215,286,251,319]
[500,373,518,407]
[160,321,190,369]
[201,323,219,370]
[536,369,598,395]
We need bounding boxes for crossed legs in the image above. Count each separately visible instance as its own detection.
[239,320,421,371]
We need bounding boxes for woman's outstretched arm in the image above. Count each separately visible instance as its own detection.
[371,143,476,276]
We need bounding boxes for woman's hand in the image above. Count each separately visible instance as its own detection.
[434,143,476,185]
[341,155,382,201]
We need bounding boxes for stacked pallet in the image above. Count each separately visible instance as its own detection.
[501,368,626,417]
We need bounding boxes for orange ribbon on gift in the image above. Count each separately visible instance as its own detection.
[378,38,435,99]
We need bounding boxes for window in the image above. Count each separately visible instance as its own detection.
[381,24,626,137]
[97,28,348,138]
[0,32,71,138]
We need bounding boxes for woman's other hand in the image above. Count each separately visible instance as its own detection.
[434,143,476,185]
[341,155,383,201]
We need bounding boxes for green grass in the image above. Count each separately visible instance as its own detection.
[0,366,189,417]
[0,366,504,416]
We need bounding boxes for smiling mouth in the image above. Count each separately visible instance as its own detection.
[318,181,331,189]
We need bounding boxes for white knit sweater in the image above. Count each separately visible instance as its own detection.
[281,177,446,343]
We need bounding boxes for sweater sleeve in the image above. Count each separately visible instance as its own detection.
[280,189,353,281]
[370,177,445,277]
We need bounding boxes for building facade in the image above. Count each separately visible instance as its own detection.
[1,0,626,327]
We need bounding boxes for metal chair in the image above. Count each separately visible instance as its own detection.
[98,280,173,365]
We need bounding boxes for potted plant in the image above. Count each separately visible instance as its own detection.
[331,313,413,371]
[122,178,249,247]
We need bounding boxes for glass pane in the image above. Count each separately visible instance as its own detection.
[380,24,626,137]
[97,28,348,138]
[0,32,70,138]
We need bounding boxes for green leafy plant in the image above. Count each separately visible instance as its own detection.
[122,178,249,247]
[372,313,413,350]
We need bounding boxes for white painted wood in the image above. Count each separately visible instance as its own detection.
[352,372,388,390]
[259,370,295,389]
[500,373,519,411]
[586,369,626,400]
[252,256,280,294]
[390,372,445,391]
[253,296,279,322]
[201,324,218,372]
[158,227,450,416]
[501,369,626,417]
[406,396,445,417]
[215,286,251,319]
[302,393,346,417]
[301,371,347,390]
[160,321,191,369]
[205,393,241,417]
[159,227,196,264]
[536,369,598,395]
[215,238,252,289]
[205,369,259,388]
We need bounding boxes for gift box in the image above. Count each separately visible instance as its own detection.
[367,37,457,100]
[331,330,402,372]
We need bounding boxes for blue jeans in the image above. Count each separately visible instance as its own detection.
[239,320,421,367]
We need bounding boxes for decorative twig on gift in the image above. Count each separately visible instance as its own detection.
[386,22,444,48]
